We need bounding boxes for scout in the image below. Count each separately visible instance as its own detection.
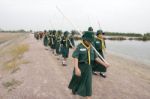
[69,30,76,47]
[55,30,62,59]
[34,32,39,40]
[48,30,52,50]
[51,30,57,54]
[92,30,107,78]
[61,31,74,66]
[43,30,49,49]
[68,31,109,99]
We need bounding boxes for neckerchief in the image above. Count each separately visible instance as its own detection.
[81,41,91,65]
[97,37,105,51]
[64,37,68,47]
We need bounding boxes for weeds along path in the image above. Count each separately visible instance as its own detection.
[0,33,28,52]
[0,33,28,71]
[0,33,150,99]
[0,33,74,99]
[0,33,29,74]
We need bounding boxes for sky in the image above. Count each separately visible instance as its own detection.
[0,0,150,33]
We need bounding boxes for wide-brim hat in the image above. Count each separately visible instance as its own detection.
[82,31,95,42]
[64,31,69,36]
[52,30,56,35]
[57,30,62,35]
[96,30,103,36]
[88,27,93,31]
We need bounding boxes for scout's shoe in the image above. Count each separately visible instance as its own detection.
[92,71,98,75]
[72,90,76,95]
[92,71,100,75]
[100,72,106,78]
[62,61,67,66]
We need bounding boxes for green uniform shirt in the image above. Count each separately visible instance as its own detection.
[94,38,102,51]
[72,43,97,64]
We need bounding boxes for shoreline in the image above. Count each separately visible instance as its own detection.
[104,50,150,81]
[106,50,150,67]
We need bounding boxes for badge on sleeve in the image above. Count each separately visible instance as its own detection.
[80,48,86,51]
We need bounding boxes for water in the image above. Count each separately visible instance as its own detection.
[75,40,150,65]
[106,40,150,65]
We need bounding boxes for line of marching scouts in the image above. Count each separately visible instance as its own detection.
[34,27,110,99]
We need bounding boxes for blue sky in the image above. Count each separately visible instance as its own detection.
[0,0,150,33]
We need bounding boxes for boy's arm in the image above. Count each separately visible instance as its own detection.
[95,57,110,68]
[74,58,81,76]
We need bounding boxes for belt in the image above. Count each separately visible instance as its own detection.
[78,61,88,64]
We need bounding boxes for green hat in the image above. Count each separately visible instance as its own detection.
[96,30,103,36]
[71,30,76,36]
[64,31,69,36]
[82,31,95,42]
[88,27,93,31]
[58,30,62,34]
[52,30,56,35]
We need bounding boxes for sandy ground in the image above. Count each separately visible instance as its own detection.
[0,33,150,99]
[0,33,25,43]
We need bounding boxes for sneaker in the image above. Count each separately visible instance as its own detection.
[62,64,67,66]
[92,71,98,75]
[72,90,76,95]
[62,61,67,66]
[100,72,106,78]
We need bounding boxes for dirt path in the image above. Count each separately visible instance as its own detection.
[0,33,150,99]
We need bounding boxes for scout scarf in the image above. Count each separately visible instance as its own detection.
[97,37,105,51]
[64,37,68,47]
[57,36,61,43]
[81,41,91,65]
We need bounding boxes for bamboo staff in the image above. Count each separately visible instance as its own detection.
[56,6,75,48]
[56,6,108,63]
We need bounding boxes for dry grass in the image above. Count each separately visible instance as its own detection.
[4,58,18,70]
[0,33,28,92]
[0,33,22,42]
[2,79,22,91]
[10,44,29,58]
[3,44,29,71]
